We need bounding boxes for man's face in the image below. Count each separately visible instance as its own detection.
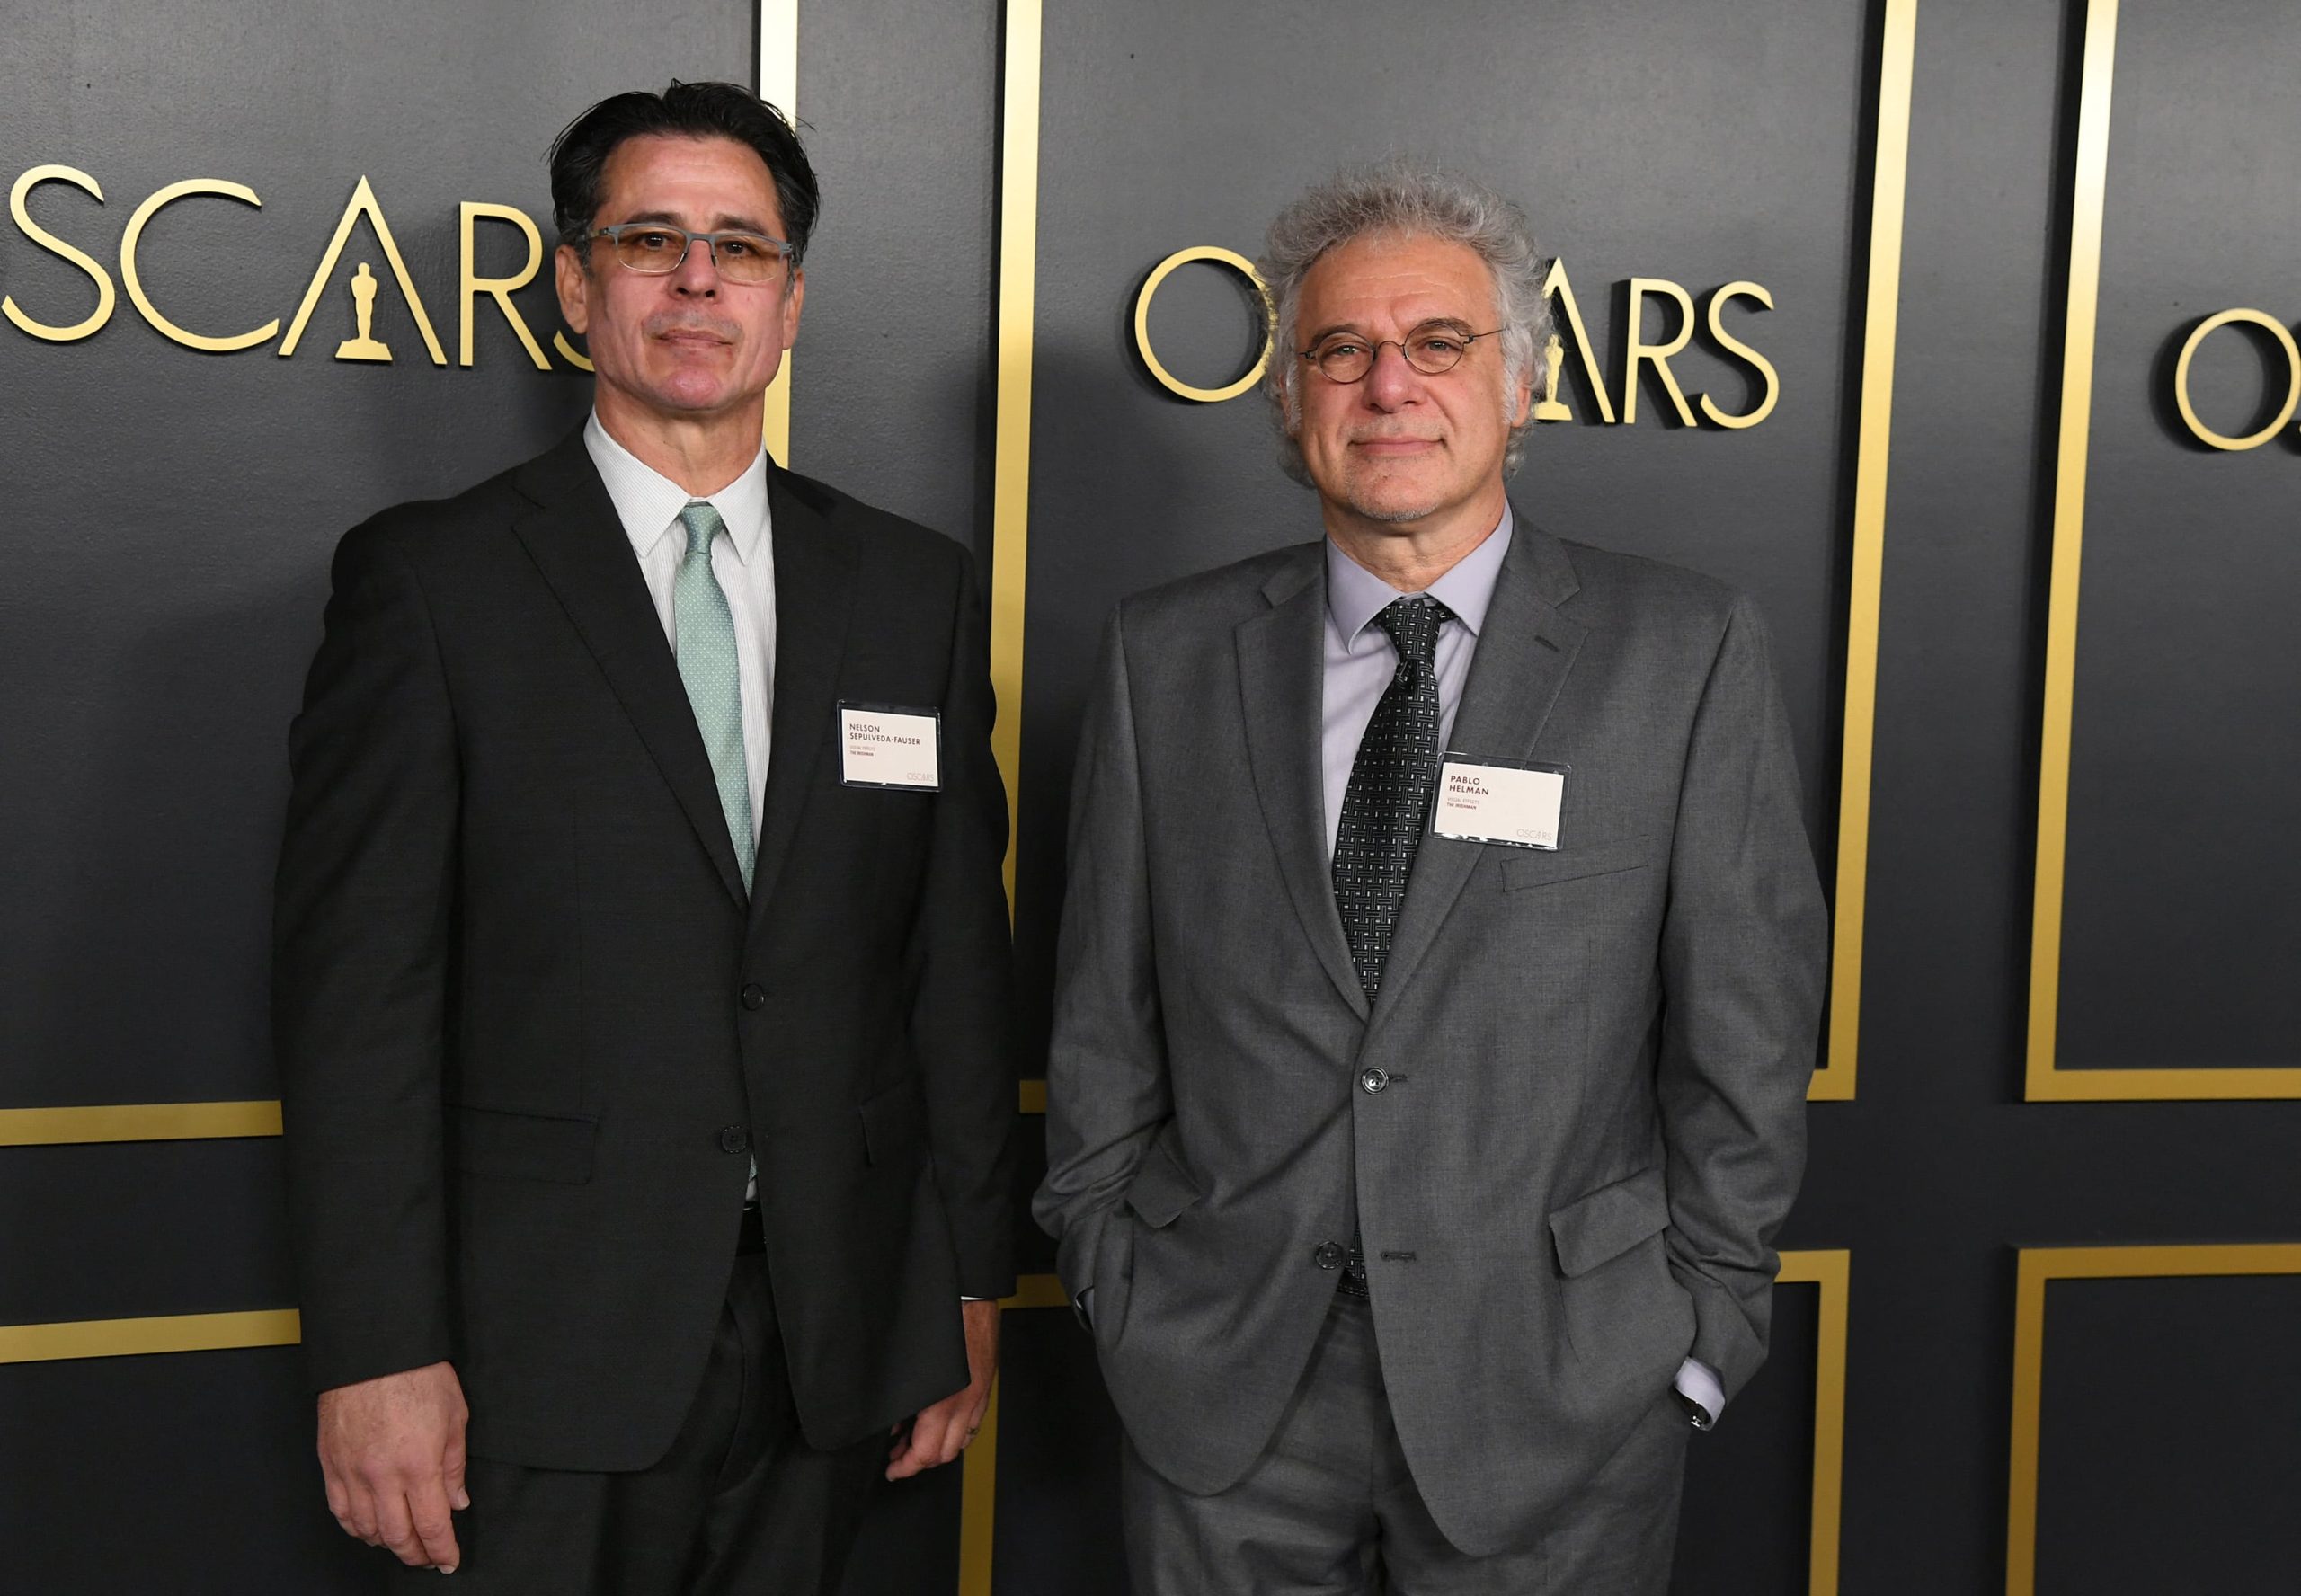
[1288,232,1530,531]
[555,133,803,424]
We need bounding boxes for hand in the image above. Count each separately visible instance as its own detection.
[885,1299,999,1480]
[315,1361,470,1571]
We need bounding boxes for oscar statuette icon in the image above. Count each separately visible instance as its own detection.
[334,261,392,362]
[1533,332,1571,421]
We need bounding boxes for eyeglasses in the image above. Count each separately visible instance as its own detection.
[590,223,795,287]
[1299,324,1506,384]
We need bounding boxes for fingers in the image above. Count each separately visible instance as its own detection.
[407,1476,464,1572]
[884,1432,929,1482]
[443,1435,471,1513]
[372,1487,431,1566]
[886,1393,980,1480]
[327,1467,382,1547]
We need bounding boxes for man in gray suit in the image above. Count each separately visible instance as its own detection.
[1035,159,1828,1592]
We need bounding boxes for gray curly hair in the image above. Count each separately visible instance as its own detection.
[1258,157,1550,483]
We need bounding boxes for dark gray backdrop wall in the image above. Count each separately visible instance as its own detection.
[3,3,2296,1594]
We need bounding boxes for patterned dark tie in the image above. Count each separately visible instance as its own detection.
[1330,596,1448,1299]
[1333,595,1450,999]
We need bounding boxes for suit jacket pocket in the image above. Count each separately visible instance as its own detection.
[450,1104,597,1184]
[1497,835,1657,893]
[1549,1166,1692,1379]
[1123,1137,1204,1230]
[1549,1165,1669,1275]
[858,1076,924,1167]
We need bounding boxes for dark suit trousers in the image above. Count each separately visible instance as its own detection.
[387,1250,882,1595]
[1120,1291,1688,1595]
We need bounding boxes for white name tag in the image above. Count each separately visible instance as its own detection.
[1431,758,1566,849]
[838,703,941,791]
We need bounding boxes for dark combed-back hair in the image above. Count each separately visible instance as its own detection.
[548,80,821,267]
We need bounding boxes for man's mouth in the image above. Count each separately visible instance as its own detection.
[653,323,736,346]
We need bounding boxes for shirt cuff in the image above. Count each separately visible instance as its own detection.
[1674,1357,1724,1428]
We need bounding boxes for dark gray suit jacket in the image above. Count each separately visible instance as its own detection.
[1034,518,1826,1556]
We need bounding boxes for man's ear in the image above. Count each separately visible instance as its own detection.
[555,244,591,336]
[779,266,805,348]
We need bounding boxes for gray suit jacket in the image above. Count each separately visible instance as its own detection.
[1033,519,1827,1556]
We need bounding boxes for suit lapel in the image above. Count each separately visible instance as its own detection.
[747,465,857,923]
[509,430,748,909]
[1237,545,1369,1020]
[1369,518,1586,1026]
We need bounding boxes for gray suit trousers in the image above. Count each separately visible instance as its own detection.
[1121,1290,1688,1595]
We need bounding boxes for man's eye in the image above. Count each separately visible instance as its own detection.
[719,238,758,258]
[1322,341,1367,359]
[1414,334,1464,356]
[630,230,680,252]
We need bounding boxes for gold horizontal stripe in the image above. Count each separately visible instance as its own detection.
[0,1308,300,1365]
[2025,1066,2301,1102]
[999,1272,1070,1311]
[0,1099,282,1146]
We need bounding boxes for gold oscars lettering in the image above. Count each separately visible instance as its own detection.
[1128,244,1781,430]
[3,163,579,370]
[1131,246,1273,403]
[2172,308,2301,451]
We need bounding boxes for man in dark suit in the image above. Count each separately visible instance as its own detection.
[1035,159,1827,1592]
[273,82,1016,1592]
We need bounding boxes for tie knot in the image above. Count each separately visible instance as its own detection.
[679,501,726,561]
[1374,595,1449,670]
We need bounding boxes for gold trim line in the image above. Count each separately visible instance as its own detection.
[758,0,798,465]
[2025,0,2116,1097]
[0,1100,282,1147]
[0,1308,300,1365]
[1815,0,1919,1103]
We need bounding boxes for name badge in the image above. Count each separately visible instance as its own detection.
[1431,756,1567,849]
[838,702,941,791]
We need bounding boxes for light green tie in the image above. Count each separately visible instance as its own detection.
[674,501,755,891]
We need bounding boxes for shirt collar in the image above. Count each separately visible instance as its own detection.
[583,411,772,566]
[1324,502,1515,648]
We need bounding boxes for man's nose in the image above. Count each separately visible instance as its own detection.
[671,237,721,293]
[1361,341,1419,407]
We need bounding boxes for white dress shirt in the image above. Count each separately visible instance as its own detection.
[1319,508,1725,1429]
[583,412,777,831]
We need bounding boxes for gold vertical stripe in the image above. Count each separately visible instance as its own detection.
[962,7,1044,1592]
[760,0,798,465]
[957,1370,1004,1585]
[1777,1249,1852,1596]
[2026,0,2115,1096]
[0,1308,300,1364]
[987,0,1043,920]
[0,1100,282,1146]
[2005,1243,2301,1594]
[2004,1249,2051,1596]
[1815,0,1920,1103]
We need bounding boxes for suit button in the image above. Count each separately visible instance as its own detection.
[1360,1067,1390,1094]
[740,983,767,1011]
[718,1125,750,1155]
[1313,1241,1346,1270]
